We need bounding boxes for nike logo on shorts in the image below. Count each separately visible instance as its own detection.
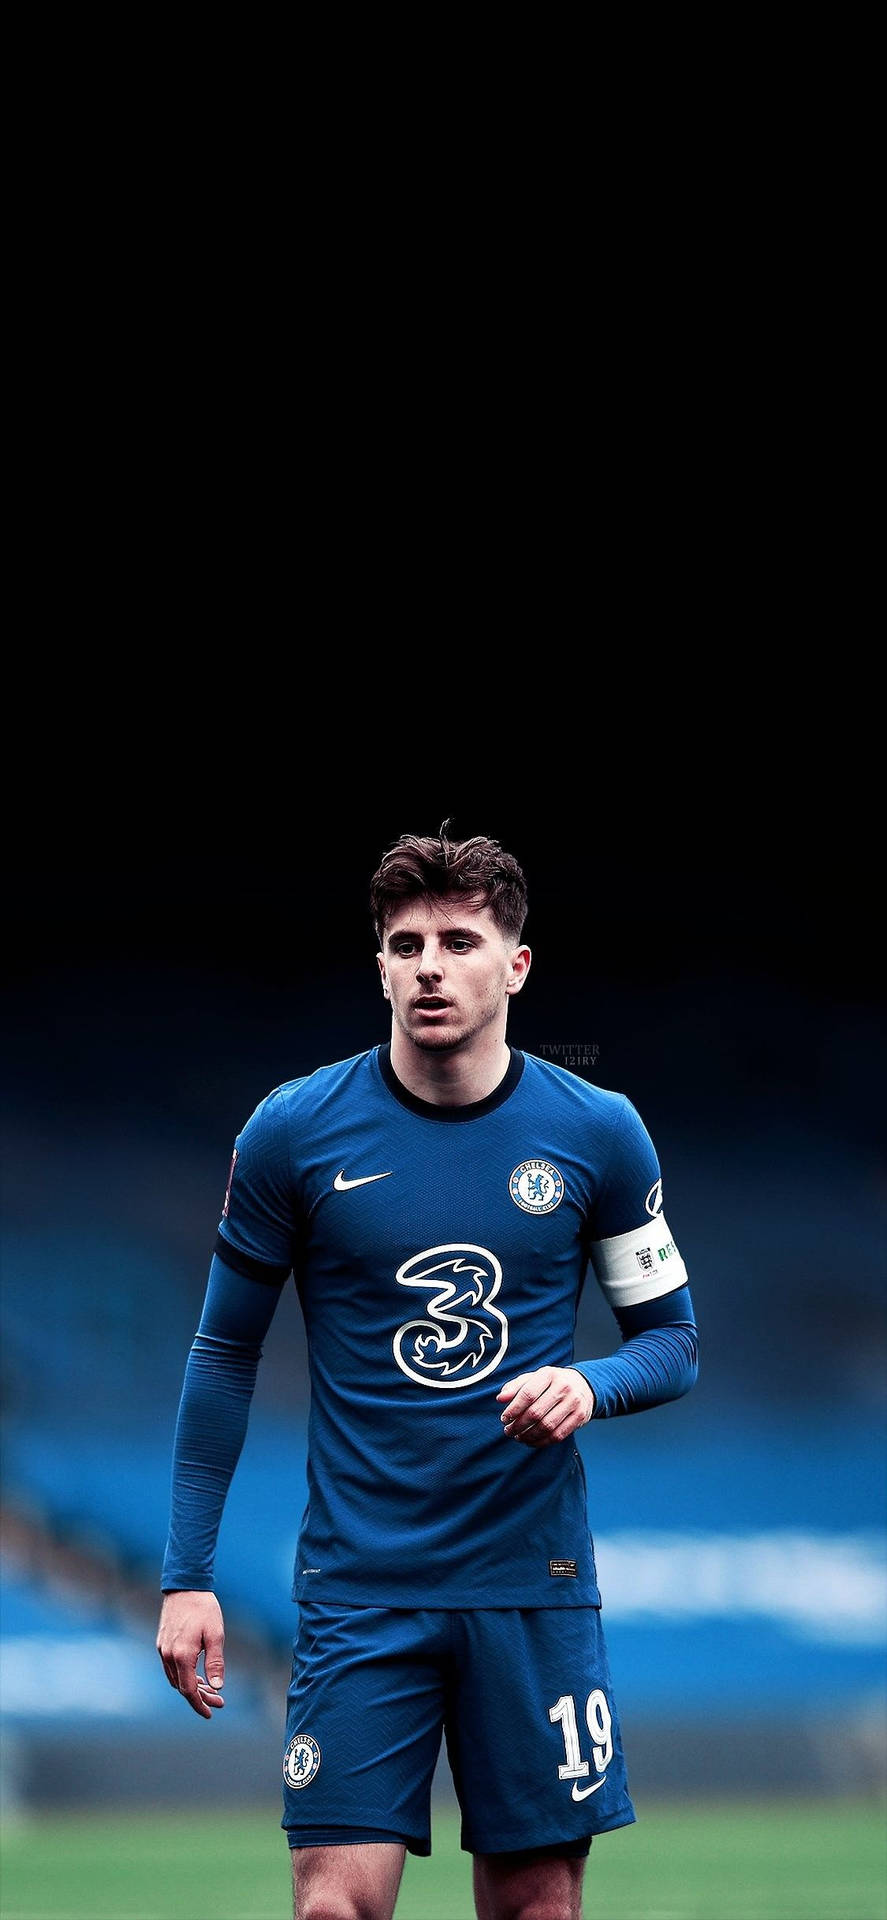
[571,1776,606,1801]
[333,1170,393,1190]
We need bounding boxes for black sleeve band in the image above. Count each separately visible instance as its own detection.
[614,1282,696,1338]
[214,1231,291,1286]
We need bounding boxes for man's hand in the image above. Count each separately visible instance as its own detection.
[496,1367,594,1447]
[156,1590,226,1719]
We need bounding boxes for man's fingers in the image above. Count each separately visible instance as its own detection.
[183,1688,214,1720]
[505,1386,559,1441]
[496,1373,529,1406]
[156,1593,226,1719]
[498,1367,592,1447]
[496,1374,537,1421]
[173,1659,225,1719]
[196,1676,226,1711]
[498,1370,555,1428]
[203,1631,225,1693]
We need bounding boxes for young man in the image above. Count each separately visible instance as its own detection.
[157,827,698,1920]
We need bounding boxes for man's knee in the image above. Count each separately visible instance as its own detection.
[291,1842,405,1920]
[473,1851,586,1920]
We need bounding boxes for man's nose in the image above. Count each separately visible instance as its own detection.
[416,946,443,981]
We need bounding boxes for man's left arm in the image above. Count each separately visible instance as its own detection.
[497,1284,698,1445]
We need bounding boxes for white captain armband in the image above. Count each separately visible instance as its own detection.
[590,1217,688,1310]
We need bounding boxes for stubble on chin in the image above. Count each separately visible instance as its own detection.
[397,1012,464,1053]
[411,1029,463,1053]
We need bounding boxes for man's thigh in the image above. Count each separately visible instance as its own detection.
[281,1603,448,1856]
[445,1606,636,1855]
[291,1843,405,1920]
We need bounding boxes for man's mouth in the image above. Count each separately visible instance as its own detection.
[413,997,450,1011]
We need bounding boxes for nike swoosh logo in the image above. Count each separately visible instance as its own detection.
[571,1775,606,1801]
[333,1170,393,1191]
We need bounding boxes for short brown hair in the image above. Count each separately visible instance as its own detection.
[370,823,528,946]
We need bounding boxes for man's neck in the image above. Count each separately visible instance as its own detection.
[388,1028,512,1107]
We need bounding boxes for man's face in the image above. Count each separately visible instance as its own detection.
[377,896,529,1053]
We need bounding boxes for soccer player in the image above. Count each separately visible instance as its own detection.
[157,826,698,1920]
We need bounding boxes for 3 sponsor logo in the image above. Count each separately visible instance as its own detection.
[393,1245,508,1389]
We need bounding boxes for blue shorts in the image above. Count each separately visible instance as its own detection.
[281,1602,636,1857]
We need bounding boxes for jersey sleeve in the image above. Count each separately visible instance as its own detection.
[215,1085,300,1282]
[160,1253,285,1592]
[572,1286,698,1418]
[588,1095,689,1309]
[161,1091,299,1592]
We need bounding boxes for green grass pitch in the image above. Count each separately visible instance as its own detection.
[1,1798,884,1919]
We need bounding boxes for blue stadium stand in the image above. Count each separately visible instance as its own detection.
[0,1554,278,1811]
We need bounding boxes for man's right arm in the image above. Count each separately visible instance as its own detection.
[157,1252,285,1716]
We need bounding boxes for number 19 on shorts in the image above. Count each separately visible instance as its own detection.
[549,1691,613,1782]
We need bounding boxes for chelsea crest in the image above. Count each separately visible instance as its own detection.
[509,1160,565,1214]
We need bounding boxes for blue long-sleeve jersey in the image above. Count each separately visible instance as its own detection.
[162,1045,697,1609]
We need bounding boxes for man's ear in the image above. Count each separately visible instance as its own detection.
[505,945,532,995]
[377,952,390,999]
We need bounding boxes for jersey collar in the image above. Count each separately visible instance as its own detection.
[376,1042,525,1120]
